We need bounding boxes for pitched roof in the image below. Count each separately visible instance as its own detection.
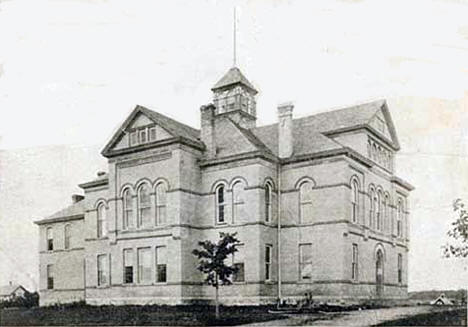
[211,67,258,93]
[0,284,27,296]
[34,199,85,225]
[101,105,202,157]
[252,99,399,156]
[228,118,273,156]
[138,106,200,141]
[78,172,109,189]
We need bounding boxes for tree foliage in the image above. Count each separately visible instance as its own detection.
[192,232,240,287]
[443,199,468,257]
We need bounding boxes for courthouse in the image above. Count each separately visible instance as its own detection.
[35,66,413,306]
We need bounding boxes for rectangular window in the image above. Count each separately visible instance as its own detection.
[149,127,157,141]
[139,128,147,144]
[64,225,71,250]
[47,228,53,251]
[265,245,272,281]
[233,245,245,282]
[138,248,151,284]
[299,243,313,280]
[130,131,138,146]
[47,264,54,289]
[155,246,167,283]
[123,249,133,284]
[352,244,358,281]
[97,254,108,286]
[398,254,402,284]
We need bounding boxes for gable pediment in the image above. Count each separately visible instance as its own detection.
[367,102,400,150]
[102,107,174,155]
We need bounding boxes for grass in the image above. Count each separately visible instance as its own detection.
[0,303,287,326]
[376,307,467,326]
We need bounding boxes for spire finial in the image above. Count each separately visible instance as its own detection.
[233,7,237,67]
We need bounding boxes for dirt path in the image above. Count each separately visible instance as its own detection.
[243,305,442,326]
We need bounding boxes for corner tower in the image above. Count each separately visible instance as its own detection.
[211,66,258,128]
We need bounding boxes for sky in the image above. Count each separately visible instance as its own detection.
[0,0,468,292]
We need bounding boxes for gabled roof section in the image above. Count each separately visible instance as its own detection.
[211,67,258,94]
[0,284,28,296]
[34,199,85,225]
[299,99,400,150]
[251,99,401,156]
[228,118,274,156]
[252,123,343,157]
[101,105,201,157]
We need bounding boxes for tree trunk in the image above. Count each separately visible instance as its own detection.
[215,273,220,320]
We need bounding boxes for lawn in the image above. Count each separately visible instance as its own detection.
[376,306,467,326]
[0,303,287,326]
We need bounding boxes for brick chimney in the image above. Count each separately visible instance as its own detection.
[72,194,84,203]
[278,102,294,158]
[200,104,216,157]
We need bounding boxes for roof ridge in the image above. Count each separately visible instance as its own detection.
[138,105,200,137]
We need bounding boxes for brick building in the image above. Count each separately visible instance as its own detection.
[35,66,413,306]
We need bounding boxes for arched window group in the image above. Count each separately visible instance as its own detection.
[368,185,395,234]
[367,138,393,170]
[215,180,246,224]
[118,180,169,232]
[213,179,274,224]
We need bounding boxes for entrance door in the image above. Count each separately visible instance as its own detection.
[376,249,384,297]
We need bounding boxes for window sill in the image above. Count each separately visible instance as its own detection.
[96,285,110,289]
[233,281,246,285]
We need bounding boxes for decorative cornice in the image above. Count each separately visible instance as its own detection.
[34,214,84,225]
[104,136,204,159]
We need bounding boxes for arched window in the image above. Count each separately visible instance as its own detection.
[137,184,151,228]
[97,203,107,238]
[372,144,378,160]
[155,183,167,225]
[299,181,314,223]
[384,194,390,233]
[265,182,272,222]
[397,199,403,237]
[216,185,226,224]
[232,181,245,223]
[122,189,133,230]
[351,179,359,223]
[64,224,71,250]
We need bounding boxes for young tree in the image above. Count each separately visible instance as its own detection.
[443,199,468,322]
[443,199,468,258]
[192,232,240,319]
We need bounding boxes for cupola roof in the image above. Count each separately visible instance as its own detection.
[211,66,257,94]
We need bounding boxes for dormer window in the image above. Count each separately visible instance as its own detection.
[128,125,157,147]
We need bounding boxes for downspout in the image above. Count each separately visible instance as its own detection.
[277,161,282,304]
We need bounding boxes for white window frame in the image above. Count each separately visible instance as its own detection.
[299,243,313,281]
[232,181,245,223]
[299,181,313,224]
[123,248,134,284]
[97,203,107,238]
[155,183,167,226]
[47,264,54,290]
[137,184,151,228]
[64,224,71,250]
[352,244,358,281]
[137,247,152,284]
[265,244,272,282]
[215,184,226,224]
[46,227,54,251]
[265,183,272,223]
[122,189,133,230]
[351,179,359,223]
[155,246,167,283]
[97,254,109,287]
